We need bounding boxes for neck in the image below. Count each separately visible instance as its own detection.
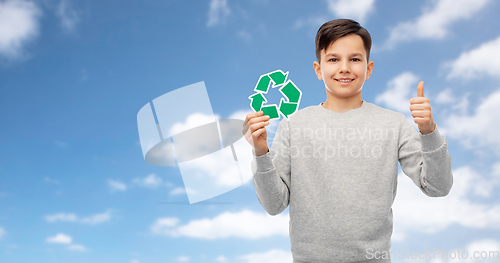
[322,92,363,113]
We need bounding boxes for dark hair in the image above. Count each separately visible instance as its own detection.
[315,19,372,63]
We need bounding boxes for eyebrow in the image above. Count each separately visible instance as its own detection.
[326,52,364,57]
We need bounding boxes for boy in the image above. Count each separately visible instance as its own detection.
[242,19,453,263]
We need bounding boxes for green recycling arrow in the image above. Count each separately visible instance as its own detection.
[249,92,266,112]
[255,75,271,93]
[280,80,301,103]
[278,80,301,118]
[248,70,302,119]
[269,71,287,86]
[254,70,289,93]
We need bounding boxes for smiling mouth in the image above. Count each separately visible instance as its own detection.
[335,78,354,83]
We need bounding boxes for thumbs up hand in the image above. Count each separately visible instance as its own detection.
[409,81,436,135]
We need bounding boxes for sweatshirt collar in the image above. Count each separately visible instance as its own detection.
[317,100,369,116]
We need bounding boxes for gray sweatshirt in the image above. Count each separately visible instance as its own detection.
[251,100,453,263]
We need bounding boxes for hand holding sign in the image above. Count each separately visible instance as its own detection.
[242,111,270,156]
[409,81,436,135]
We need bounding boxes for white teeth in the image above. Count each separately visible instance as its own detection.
[337,79,352,82]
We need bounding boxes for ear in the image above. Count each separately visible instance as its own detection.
[365,60,374,80]
[313,61,322,80]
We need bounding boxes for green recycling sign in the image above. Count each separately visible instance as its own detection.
[248,70,302,119]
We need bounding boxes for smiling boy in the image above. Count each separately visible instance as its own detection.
[243,19,453,263]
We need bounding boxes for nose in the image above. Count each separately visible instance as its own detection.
[338,61,350,74]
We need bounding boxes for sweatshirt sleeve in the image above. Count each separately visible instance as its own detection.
[251,119,291,216]
[398,114,453,197]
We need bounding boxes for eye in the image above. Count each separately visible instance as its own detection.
[328,58,338,62]
[351,58,361,62]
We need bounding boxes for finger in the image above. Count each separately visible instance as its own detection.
[252,127,267,138]
[248,115,270,124]
[413,117,425,125]
[411,111,425,118]
[413,118,432,127]
[246,116,269,129]
[411,110,432,118]
[243,112,263,132]
[246,125,266,144]
[245,127,260,142]
[409,104,427,111]
[417,81,424,97]
[410,97,429,105]
[242,123,252,135]
[244,111,263,124]
[250,121,269,133]
[244,129,253,141]
[413,117,430,125]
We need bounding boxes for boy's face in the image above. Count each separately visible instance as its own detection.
[313,34,374,100]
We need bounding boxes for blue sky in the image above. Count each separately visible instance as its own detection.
[1,0,500,262]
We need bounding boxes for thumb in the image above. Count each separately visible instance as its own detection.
[417,81,425,97]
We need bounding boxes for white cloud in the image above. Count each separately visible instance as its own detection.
[214,250,294,263]
[177,256,190,262]
[79,211,111,225]
[46,233,72,244]
[0,0,41,59]
[384,0,491,49]
[56,0,79,32]
[228,109,252,121]
[440,88,500,154]
[169,187,188,196]
[108,179,127,192]
[326,0,375,24]
[0,227,5,238]
[45,213,78,223]
[207,0,230,27]
[153,217,179,228]
[80,68,88,81]
[493,162,500,176]
[235,249,293,263]
[45,210,111,225]
[178,145,242,189]
[67,244,87,251]
[46,233,88,252]
[375,72,419,113]
[110,175,174,193]
[392,165,500,242]
[169,113,220,135]
[215,255,228,262]
[54,140,69,147]
[44,176,60,184]
[441,91,472,117]
[150,209,289,239]
[444,36,500,80]
[156,108,258,203]
[294,16,328,31]
[294,0,375,32]
[132,173,164,188]
[435,88,457,104]
[237,30,252,42]
[165,110,256,203]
